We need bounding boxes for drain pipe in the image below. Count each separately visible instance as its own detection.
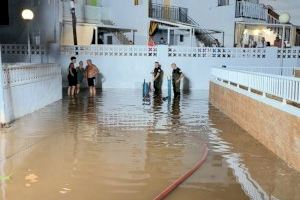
[153,144,209,200]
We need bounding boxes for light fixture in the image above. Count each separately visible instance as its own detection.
[21,9,34,20]
[279,13,290,24]
[21,9,34,63]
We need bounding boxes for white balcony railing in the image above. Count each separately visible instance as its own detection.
[211,67,300,104]
[235,1,267,21]
[63,1,110,23]
[2,63,61,87]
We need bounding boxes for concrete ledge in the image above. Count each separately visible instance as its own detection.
[209,81,300,171]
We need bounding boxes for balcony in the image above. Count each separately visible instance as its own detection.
[63,1,110,24]
[235,1,267,21]
[149,3,188,24]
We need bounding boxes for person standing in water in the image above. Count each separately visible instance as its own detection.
[171,63,184,97]
[76,61,85,94]
[85,59,99,96]
[152,62,163,95]
[67,56,77,96]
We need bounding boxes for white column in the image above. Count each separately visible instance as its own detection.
[0,48,6,125]
[95,27,98,45]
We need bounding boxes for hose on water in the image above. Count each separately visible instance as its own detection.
[153,144,209,200]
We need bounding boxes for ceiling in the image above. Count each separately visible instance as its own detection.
[260,0,300,25]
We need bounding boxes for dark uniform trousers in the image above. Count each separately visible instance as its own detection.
[154,68,163,95]
[172,68,182,97]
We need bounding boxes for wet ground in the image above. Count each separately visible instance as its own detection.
[0,89,300,200]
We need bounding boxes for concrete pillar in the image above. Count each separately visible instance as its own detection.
[0,48,6,125]
[95,27,98,44]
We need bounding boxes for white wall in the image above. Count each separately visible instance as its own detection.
[0,51,5,124]
[101,0,150,45]
[171,0,236,47]
[0,63,62,124]
[59,45,300,90]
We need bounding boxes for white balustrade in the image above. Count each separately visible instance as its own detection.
[168,47,267,58]
[226,66,296,77]
[1,44,47,56]
[2,63,61,87]
[61,45,158,57]
[277,48,300,59]
[0,44,48,63]
[236,1,267,21]
[211,67,300,104]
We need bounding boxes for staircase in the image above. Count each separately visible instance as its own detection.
[149,3,218,47]
[113,31,131,45]
[101,20,132,45]
[180,8,218,47]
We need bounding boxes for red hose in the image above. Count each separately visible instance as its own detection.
[153,144,209,200]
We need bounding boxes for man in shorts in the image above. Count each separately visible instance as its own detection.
[85,59,99,96]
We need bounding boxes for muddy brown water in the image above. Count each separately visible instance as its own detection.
[0,89,300,200]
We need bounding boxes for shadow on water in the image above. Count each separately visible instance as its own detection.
[182,76,191,94]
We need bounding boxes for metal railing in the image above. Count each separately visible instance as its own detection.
[149,3,188,24]
[149,3,218,46]
[235,1,267,21]
[211,67,300,104]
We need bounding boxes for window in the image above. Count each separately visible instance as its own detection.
[218,0,229,6]
[180,35,184,42]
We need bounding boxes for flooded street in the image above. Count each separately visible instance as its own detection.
[0,89,300,200]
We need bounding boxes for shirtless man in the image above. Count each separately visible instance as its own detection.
[85,59,99,96]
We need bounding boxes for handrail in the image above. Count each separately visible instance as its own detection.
[149,3,218,46]
[211,67,300,104]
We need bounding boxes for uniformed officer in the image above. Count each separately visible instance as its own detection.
[171,63,184,97]
[153,62,163,95]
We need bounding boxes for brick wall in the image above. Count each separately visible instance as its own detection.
[209,81,300,171]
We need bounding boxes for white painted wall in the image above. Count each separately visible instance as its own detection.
[101,0,150,45]
[58,45,300,91]
[170,0,237,47]
[0,63,62,124]
[0,51,5,124]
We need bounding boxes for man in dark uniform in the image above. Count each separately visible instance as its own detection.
[153,62,163,95]
[171,63,184,97]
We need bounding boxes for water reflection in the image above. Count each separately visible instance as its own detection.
[206,105,300,200]
[0,90,299,200]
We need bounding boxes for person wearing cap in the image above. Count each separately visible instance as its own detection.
[152,62,163,95]
[85,59,99,96]
[67,56,77,96]
[171,63,184,97]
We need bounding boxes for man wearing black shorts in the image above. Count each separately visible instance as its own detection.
[67,56,77,96]
[86,59,99,96]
